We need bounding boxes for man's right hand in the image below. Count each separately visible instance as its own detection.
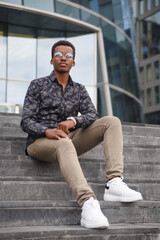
[44,128,71,140]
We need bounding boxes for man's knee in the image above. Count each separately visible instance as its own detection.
[99,116,121,128]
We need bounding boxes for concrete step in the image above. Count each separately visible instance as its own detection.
[0,180,159,201]
[1,115,160,139]
[0,224,160,240]
[0,113,21,127]
[0,200,160,227]
[0,133,160,159]
[0,156,160,181]
[1,112,160,136]
[1,125,160,145]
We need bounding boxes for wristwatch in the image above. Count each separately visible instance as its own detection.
[66,117,77,125]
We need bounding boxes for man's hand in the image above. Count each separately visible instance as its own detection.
[57,120,75,134]
[44,128,70,140]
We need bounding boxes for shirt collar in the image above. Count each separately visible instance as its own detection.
[49,71,74,86]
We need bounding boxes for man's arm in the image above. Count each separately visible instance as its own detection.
[21,80,70,140]
[21,80,48,137]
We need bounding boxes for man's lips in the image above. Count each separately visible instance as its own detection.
[59,62,67,67]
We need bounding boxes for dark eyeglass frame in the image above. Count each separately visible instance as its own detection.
[54,52,73,58]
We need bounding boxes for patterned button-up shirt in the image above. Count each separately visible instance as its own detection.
[21,71,99,148]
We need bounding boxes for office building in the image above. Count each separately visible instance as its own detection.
[135,0,160,124]
[0,0,144,123]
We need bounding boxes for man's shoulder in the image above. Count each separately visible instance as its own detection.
[30,74,52,88]
[72,80,85,89]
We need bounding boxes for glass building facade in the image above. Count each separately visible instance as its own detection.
[0,0,144,123]
[135,0,160,124]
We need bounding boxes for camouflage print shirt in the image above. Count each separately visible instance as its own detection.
[21,71,99,148]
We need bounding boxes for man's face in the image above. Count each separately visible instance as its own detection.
[50,45,75,73]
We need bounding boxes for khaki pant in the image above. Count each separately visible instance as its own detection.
[27,116,123,206]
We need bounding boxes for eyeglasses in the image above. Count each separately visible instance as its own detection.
[54,52,73,59]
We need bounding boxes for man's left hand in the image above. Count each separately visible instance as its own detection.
[57,120,75,134]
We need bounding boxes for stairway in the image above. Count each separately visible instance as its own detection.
[0,112,160,240]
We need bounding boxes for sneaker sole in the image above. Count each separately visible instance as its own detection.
[81,220,109,229]
[104,194,143,202]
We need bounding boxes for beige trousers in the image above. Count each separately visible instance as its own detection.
[27,116,123,206]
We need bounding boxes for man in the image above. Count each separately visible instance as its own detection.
[21,40,142,229]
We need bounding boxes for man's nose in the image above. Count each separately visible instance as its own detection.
[61,54,67,60]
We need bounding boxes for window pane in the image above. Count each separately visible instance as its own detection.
[7,81,29,104]
[140,11,160,60]
[0,80,6,102]
[97,86,107,117]
[68,34,95,86]
[147,88,152,106]
[155,86,160,104]
[55,1,80,19]
[154,61,159,80]
[147,64,152,82]
[1,0,21,4]
[140,68,144,85]
[8,25,36,81]
[37,37,58,78]
[0,25,6,79]
[24,0,54,12]
[85,86,96,106]
[140,0,144,14]
[154,0,159,6]
[81,10,100,26]
[147,0,152,10]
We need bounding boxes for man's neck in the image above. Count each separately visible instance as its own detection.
[54,71,69,90]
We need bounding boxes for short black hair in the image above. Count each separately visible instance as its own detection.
[51,40,75,60]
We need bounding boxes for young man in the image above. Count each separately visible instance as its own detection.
[21,40,142,229]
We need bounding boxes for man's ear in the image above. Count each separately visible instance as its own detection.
[72,61,75,67]
[50,59,53,65]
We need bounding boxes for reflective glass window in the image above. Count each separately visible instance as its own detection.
[147,88,152,106]
[85,86,96,106]
[8,25,36,81]
[24,0,54,12]
[99,0,113,22]
[140,0,144,15]
[141,90,144,105]
[0,25,6,79]
[55,1,80,19]
[0,80,6,102]
[0,24,7,102]
[1,0,21,4]
[154,0,159,6]
[0,104,15,113]
[154,61,159,80]
[105,26,140,98]
[81,10,100,26]
[81,0,99,13]
[131,0,137,18]
[37,37,60,78]
[113,2,122,25]
[7,81,29,104]
[111,89,143,123]
[147,0,152,10]
[140,11,160,60]
[155,86,160,104]
[140,67,144,85]
[147,64,152,82]
[97,86,107,117]
[68,34,95,86]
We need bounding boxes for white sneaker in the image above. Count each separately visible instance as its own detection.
[81,197,109,229]
[104,177,143,202]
